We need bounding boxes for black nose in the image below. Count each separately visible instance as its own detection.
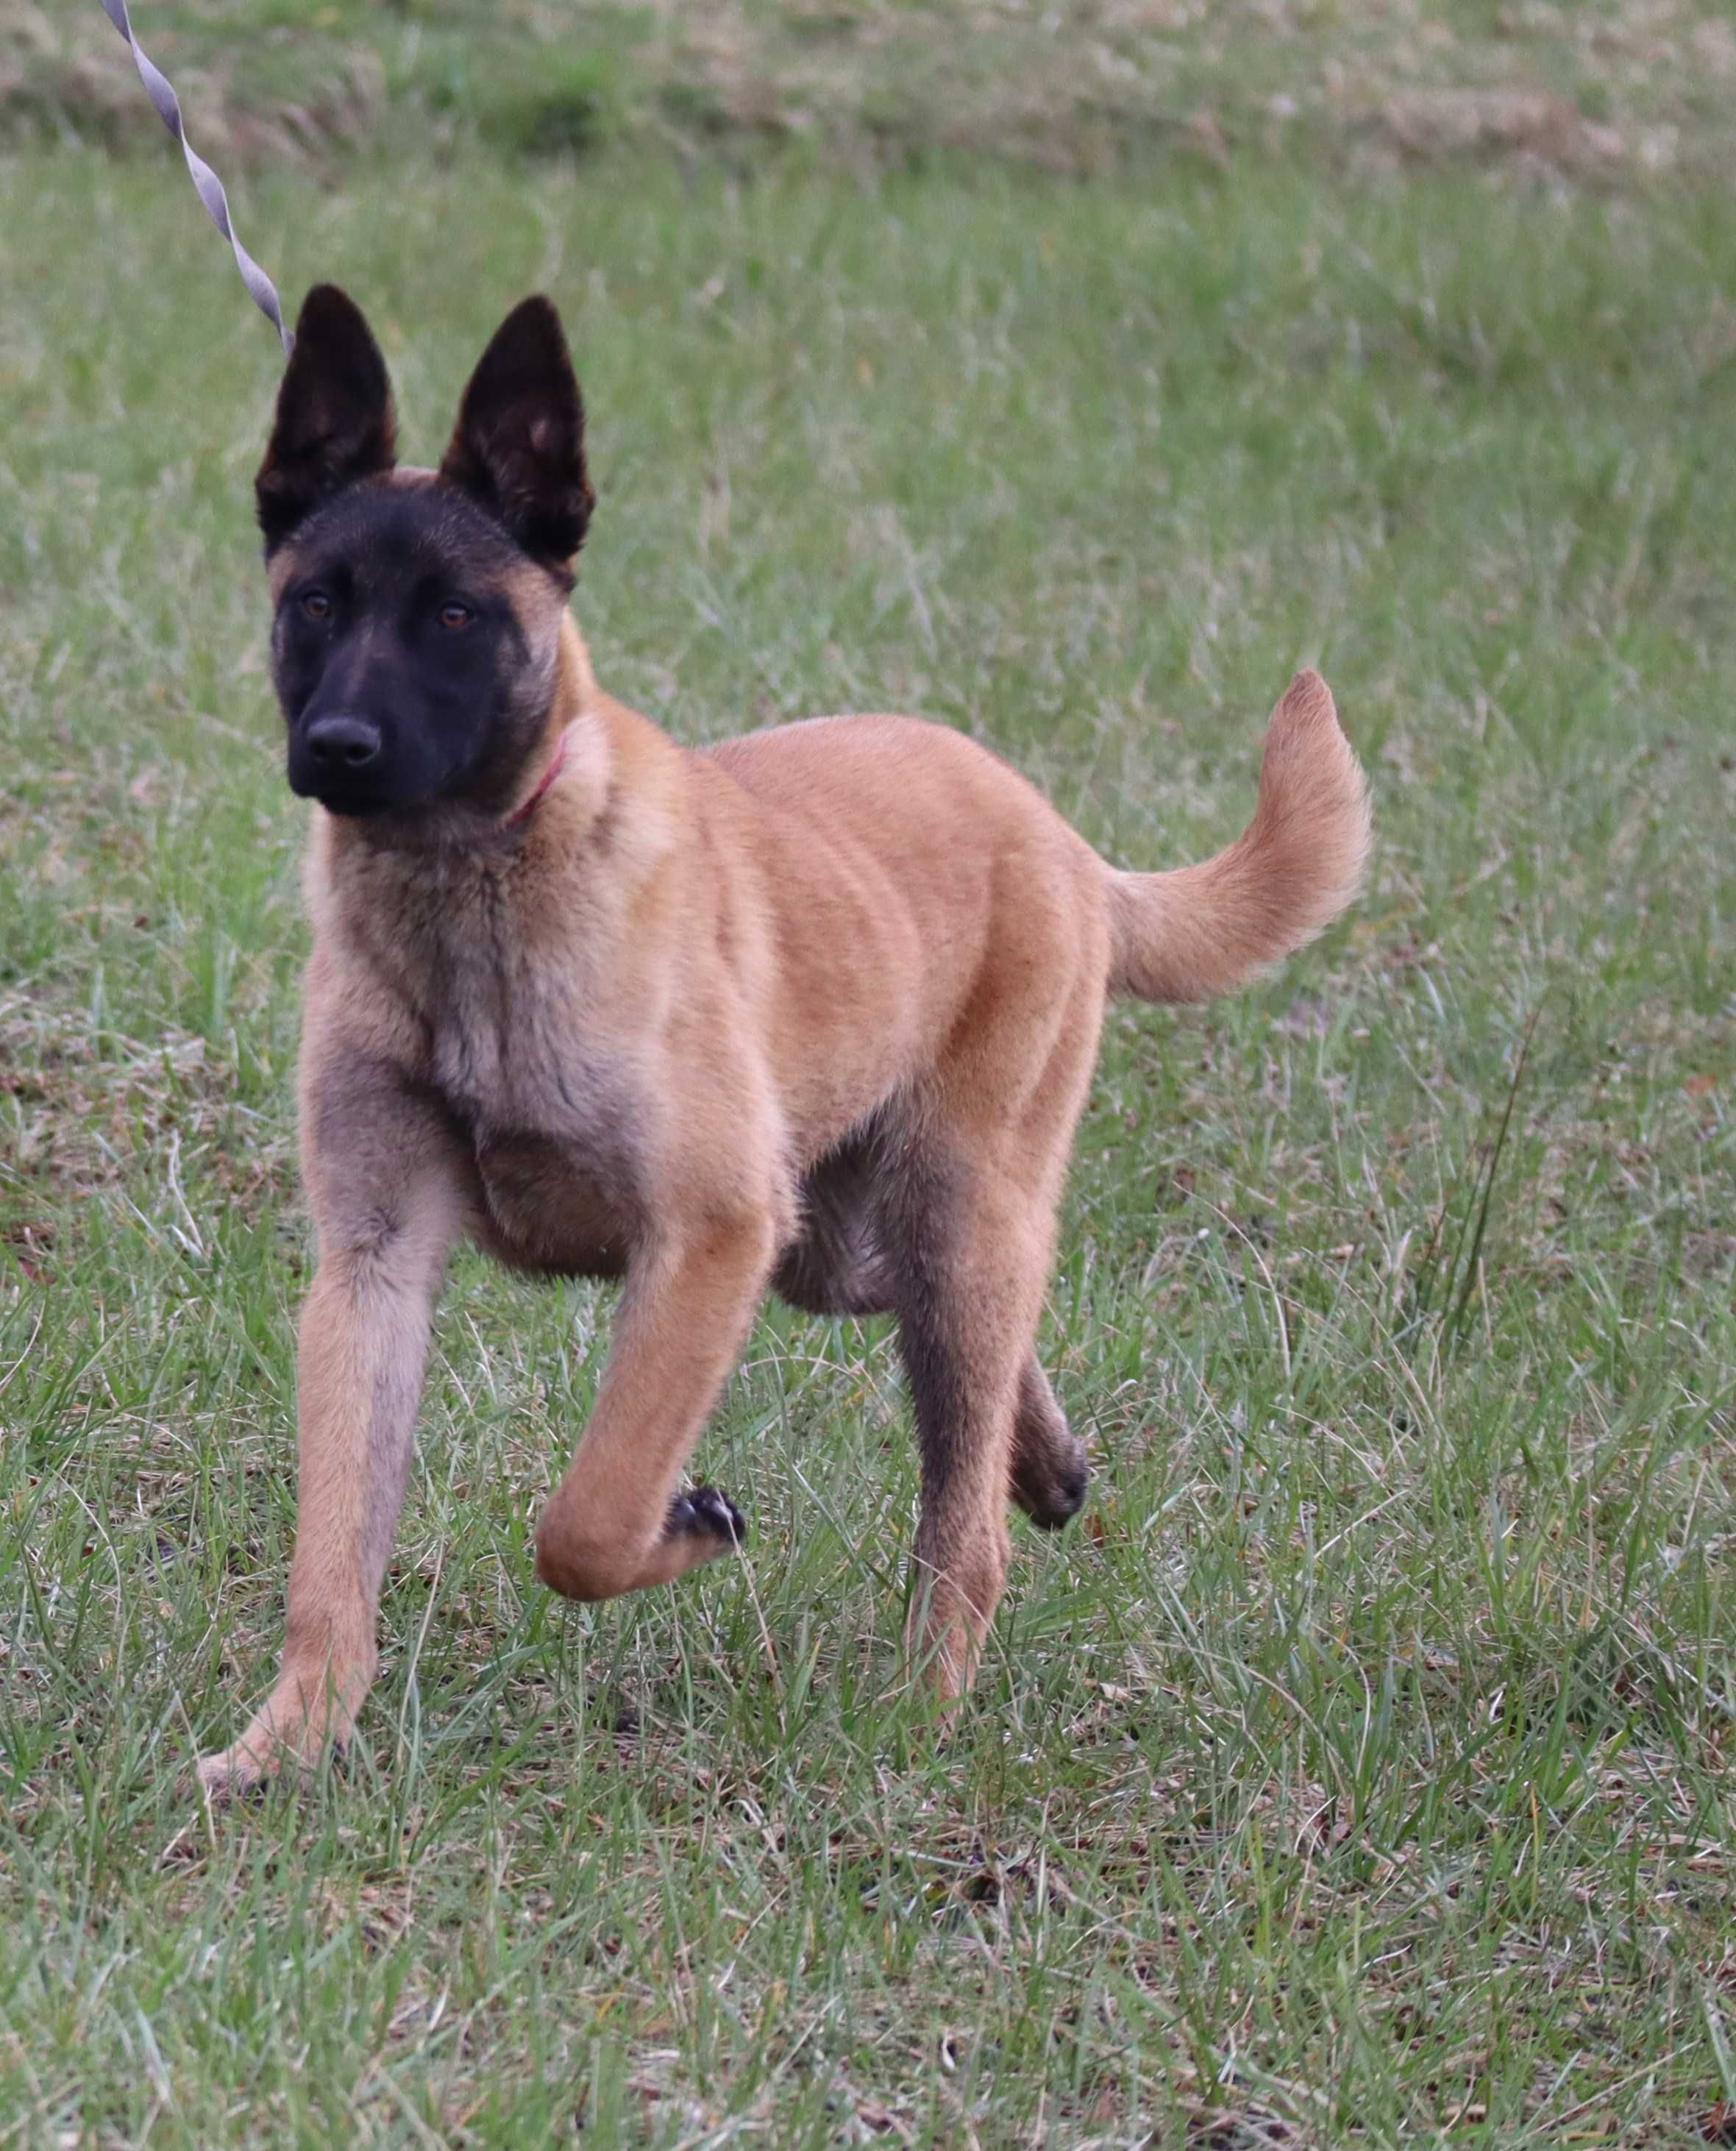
[305,714,382,772]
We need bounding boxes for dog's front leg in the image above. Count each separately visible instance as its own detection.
[196,1078,463,1799]
[534,1206,777,1602]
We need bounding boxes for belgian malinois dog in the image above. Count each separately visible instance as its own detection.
[196,285,1370,1794]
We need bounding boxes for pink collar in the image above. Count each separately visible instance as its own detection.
[499,730,569,832]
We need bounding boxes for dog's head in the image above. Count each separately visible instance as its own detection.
[256,285,594,825]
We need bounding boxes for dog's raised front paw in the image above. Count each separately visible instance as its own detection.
[666,1485,747,1550]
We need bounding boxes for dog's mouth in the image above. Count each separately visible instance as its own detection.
[285,747,523,833]
[287,717,449,819]
[302,784,396,819]
[285,708,558,831]
[287,756,403,817]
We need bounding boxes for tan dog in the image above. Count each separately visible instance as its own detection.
[196,286,1370,1795]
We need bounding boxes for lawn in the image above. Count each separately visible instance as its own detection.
[1,3,1735,2144]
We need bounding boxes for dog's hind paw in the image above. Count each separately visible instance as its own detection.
[1013,1447,1090,1530]
[666,1485,747,1551]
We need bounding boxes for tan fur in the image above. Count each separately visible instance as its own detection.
[197,602,1370,1793]
[1106,670,1372,1003]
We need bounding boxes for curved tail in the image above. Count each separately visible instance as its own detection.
[1106,671,1371,1004]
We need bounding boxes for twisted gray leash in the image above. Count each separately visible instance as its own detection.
[99,0,294,356]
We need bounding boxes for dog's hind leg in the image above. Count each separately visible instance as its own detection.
[889,1151,1055,1703]
[1011,1357,1089,1529]
[890,931,1106,1703]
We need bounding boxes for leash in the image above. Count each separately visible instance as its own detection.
[98,0,294,357]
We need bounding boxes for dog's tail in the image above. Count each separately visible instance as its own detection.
[1106,671,1371,1005]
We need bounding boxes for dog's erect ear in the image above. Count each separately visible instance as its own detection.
[439,296,594,568]
[256,285,396,552]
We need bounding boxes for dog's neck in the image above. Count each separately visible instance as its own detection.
[303,611,624,961]
[493,611,596,831]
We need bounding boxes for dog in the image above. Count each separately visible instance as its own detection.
[195,284,1370,1794]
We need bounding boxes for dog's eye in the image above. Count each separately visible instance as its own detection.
[438,602,474,632]
[300,590,332,622]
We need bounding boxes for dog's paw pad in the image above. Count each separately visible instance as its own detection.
[666,1486,747,1549]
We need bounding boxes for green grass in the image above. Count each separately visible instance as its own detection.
[13,0,1736,179]
[3,9,1736,2144]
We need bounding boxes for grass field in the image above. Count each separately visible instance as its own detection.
[3,2,1735,2144]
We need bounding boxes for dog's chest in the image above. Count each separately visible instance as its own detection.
[339,860,650,1276]
[470,1123,636,1279]
[423,969,644,1279]
[455,1053,643,1278]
